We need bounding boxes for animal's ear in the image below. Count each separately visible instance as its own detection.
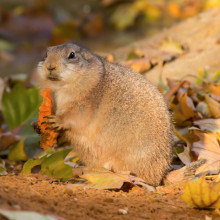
[47,46,53,52]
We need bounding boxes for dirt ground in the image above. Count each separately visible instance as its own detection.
[0,175,219,220]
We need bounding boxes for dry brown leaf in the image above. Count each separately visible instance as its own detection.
[0,132,20,151]
[191,131,220,161]
[164,79,186,102]
[176,144,192,165]
[107,54,114,62]
[209,84,220,101]
[188,130,220,175]
[170,103,192,127]
[180,93,195,118]
[130,58,151,73]
[193,119,220,134]
[209,84,220,97]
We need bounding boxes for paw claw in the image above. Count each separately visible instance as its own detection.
[41,115,61,131]
[43,115,55,119]
[41,119,55,125]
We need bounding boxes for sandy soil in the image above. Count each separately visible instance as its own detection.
[0,175,219,220]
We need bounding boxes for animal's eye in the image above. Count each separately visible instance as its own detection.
[68,52,75,59]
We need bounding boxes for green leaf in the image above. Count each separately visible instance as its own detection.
[81,168,125,189]
[24,135,41,158]
[0,39,15,51]
[8,137,28,162]
[2,83,41,130]
[110,4,139,30]
[22,148,74,180]
[0,209,57,220]
[20,111,42,158]
[213,70,220,83]
[81,168,147,190]
[0,159,7,176]
[22,148,54,174]
[22,158,44,175]
[41,148,73,180]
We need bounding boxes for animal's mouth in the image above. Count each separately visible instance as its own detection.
[47,75,60,81]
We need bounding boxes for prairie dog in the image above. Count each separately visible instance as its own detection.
[37,43,173,186]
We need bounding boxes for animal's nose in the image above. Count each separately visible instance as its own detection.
[47,65,56,71]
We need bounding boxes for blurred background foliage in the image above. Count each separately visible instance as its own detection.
[0,0,220,77]
[1,0,220,51]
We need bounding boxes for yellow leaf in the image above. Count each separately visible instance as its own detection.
[8,137,28,162]
[161,39,184,55]
[180,93,195,118]
[205,0,220,9]
[130,58,151,73]
[205,94,220,118]
[81,167,146,190]
[209,84,220,97]
[182,175,220,209]
[167,3,181,19]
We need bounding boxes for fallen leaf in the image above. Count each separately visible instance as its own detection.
[191,131,220,160]
[180,93,195,118]
[205,94,220,118]
[130,58,151,73]
[38,88,58,149]
[189,130,220,175]
[212,70,220,83]
[164,79,186,102]
[133,0,161,21]
[209,84,220,101]
[195,102,211,117]
[161,39,184,56]
[81,167,147,190]
[0,159,7,176]
[110,4,138,30]
[205,0,220,9]
[8,137,28,162]
[167,3,181,18]
[40,148,73,180]
[175,144,192,165]
[171,93,195,127]
[0,209,60,220]
[22,148,74,181]
[193,119,220,134]
[107,54,114,62]
[209,84,220,97]
[182,175,220,209]
[0,131,20,152]
[22,157,45,175]
[171,103,192,127]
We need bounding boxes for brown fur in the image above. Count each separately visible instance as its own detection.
[37,43,173,186]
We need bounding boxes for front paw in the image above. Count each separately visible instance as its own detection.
[41,115,62,131]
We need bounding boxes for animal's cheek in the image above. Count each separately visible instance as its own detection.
[37,67,47,80]
[60,70,78,81]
